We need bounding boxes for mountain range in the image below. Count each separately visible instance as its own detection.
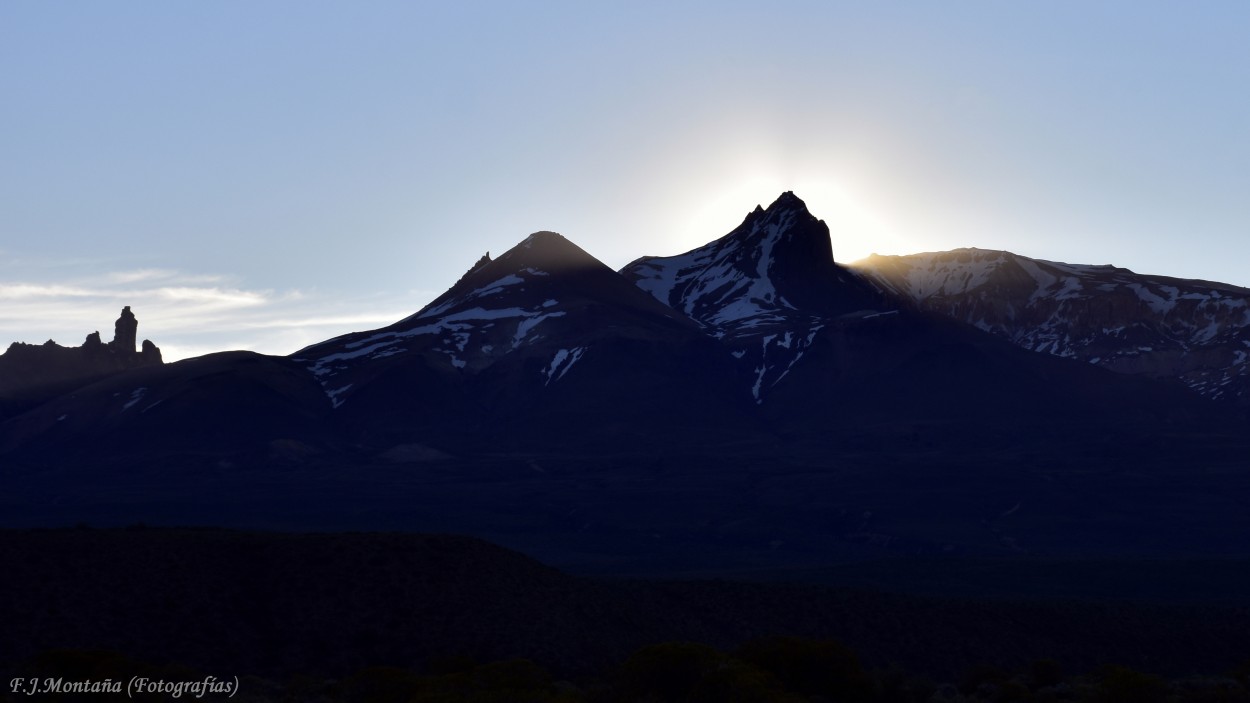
[2,192,1248,579]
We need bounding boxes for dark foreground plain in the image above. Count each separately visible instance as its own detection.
[2,528,1249,698]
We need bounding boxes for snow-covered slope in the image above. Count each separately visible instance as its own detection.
[293,230,747,447]
[853,248,1250,404]
[296,232,697,407]
[624,192,885,334]
[622,192,892,402]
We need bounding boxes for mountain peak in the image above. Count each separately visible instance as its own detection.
[740,192,812,233]
[766,190,808,212]
[622,192,887,333]
[493,231,602,276]
[519,230,564,248]
[727,191,832,272]
[361,229,693,345]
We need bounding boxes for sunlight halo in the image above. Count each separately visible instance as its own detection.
[672,177,917,265]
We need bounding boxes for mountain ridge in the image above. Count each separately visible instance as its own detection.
[2,193,1248,578]
[853,248,1250,406]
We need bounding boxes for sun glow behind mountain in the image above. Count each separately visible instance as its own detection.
[674,179,917,265]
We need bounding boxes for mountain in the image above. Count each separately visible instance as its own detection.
[622,192,891,404]
[852,249,1250,406]
[623,192,887,327]
[292,230,752,450]
[620,193,1207,432]
[0,306,162,419]
[2,197,1249,578]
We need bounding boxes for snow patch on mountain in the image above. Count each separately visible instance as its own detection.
[903,250,1004,300]
[474,273,526,297]
[122,387,147,412]
[302,304,569,386]
[513,312,566,348]
[407,265,559,322]
[745,322,825,403]
[326,383,353,409]
[1127,283,1176,315]
[627,208,825,345]
[543,346,587,385]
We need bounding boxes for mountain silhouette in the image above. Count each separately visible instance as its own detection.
[1,194,1248,578]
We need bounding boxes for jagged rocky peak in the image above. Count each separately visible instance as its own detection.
[731,191,825,244]
[677,190,839,284]
[622,191,884,324]
[763,189,808,213]
[761,191,836,267]
[444,253,493,293]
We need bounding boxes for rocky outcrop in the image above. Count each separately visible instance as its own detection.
[0,307,163,403]
[141,338,162,364]
[111,305,138,353]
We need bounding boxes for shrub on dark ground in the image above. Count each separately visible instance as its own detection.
[337,659,575,703]
[1097,665,1169,703]
[340,666,425,703]
[869,664,936,703]
[958,662,1011,696]
[735,636,872,701]
[612,642,722,702]
[1029,658,1064,689]
[608,641,807,703]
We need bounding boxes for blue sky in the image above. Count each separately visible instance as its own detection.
[3,2,1248,360]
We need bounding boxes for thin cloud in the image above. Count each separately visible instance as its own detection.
[153,286,269,307]
[106,269,179,284]
[236,313,410,330]
[105,269,227,285]
[0,284,99,299]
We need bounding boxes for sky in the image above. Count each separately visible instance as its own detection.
[2,2,1248,361]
